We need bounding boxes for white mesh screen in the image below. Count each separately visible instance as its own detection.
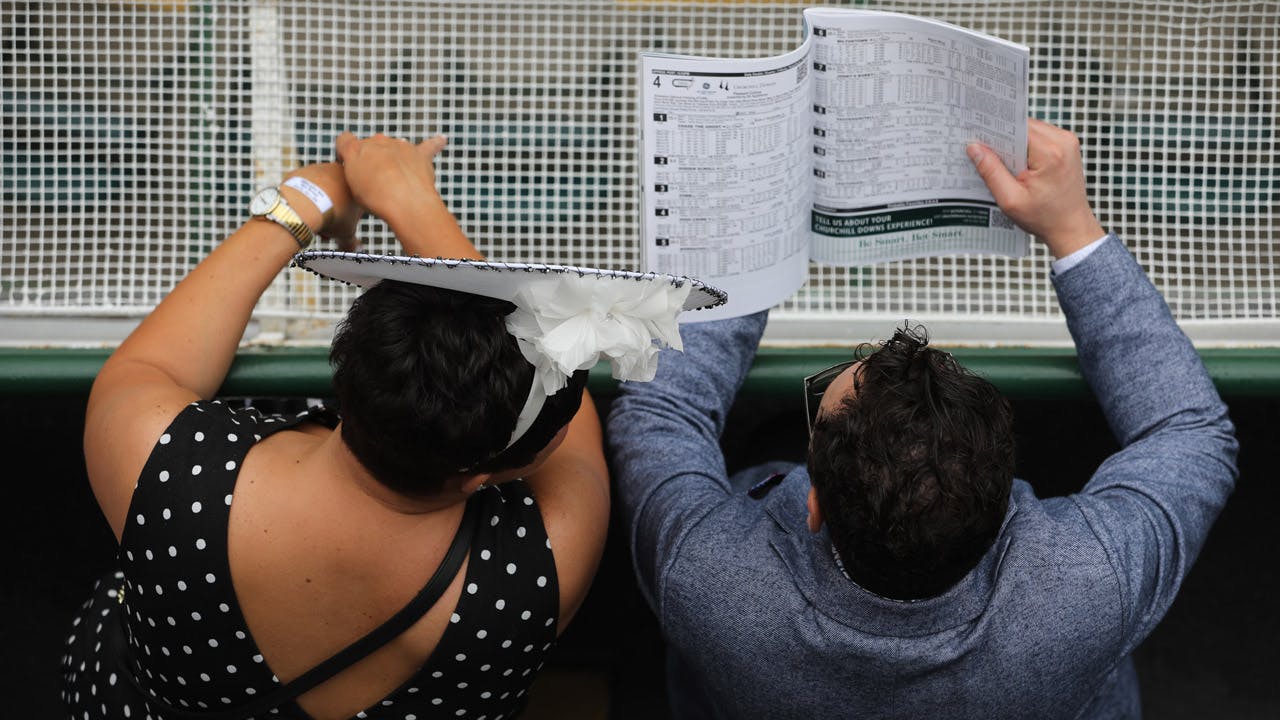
[3,1,1277,345]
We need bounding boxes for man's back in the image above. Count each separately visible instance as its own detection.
[652,474,1134,718]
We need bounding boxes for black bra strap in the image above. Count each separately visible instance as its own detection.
[123,494,482,720]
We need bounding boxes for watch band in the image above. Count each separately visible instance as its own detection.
[262,195,315,250]
[251,187,316,250]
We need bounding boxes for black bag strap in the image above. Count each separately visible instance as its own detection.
[123,494,482,720]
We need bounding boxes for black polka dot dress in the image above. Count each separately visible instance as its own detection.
[62,401,560,720]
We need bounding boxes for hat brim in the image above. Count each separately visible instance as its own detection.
[292,251,728,313]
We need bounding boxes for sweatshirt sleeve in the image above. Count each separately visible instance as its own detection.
[1052,235,1238,654]
[605,312,768,613]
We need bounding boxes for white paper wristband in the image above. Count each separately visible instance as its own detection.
[282,176,333,216]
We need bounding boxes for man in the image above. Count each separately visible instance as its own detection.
[606,119,1238,719]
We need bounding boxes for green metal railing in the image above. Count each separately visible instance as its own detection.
[3,346,1277,398]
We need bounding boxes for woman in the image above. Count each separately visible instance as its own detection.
[62,134,720,719]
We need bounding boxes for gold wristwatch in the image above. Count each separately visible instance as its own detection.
[249,186,316,249]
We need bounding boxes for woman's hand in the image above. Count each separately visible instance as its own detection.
[336,133,448,226]
[281,162,363,251]
[335,132,483,260]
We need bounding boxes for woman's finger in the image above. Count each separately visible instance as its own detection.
[335,131,359,164]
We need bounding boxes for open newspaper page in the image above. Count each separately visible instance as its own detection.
[804,8,1030,265]
[640,40,814,322]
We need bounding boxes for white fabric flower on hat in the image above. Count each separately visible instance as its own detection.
[505,273,690,397]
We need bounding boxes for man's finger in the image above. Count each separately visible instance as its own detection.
[967,143,1023,207]
[1025,120,1062,170]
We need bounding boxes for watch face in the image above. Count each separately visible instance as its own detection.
[249,187,280,215]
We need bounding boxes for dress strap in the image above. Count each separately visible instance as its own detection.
[122,493,482,720]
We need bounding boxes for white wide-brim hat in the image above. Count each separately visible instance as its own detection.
[293,251,728,448]
[293,251,726,312]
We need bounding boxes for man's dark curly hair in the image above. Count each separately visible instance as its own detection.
[329,280,588,497]
[807,325,1014,600]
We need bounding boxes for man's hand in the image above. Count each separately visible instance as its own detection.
[968,119,1106,258]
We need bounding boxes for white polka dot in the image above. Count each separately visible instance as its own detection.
[235,630,245,639]
[191,465,202,476]
[455,653,466,661]
[495,599,505,610]
[144,550,153,561]
[159,470,170,482]
[191,501,202,514]
[205,573,216,583]
[431,671,443,679]
[456,710,466,716]
[406,715,416,720]
[159,434,171,445]
[108,673,117,686]
[252,654,263,663]
[200,673,211,681]
[225,460,237,471]
[480,550,491,561]
[208,639,218,648]
[536,576,547,587]
[545,617,555,627]
[195,538,206,550]
[546,539,552,549]
[450,613,461,624]
[168,546,177,558]
[502,640,512,649]
[135,514,145,526]
[224,494,233,506]
[521,611,531,620]
[516,526,526,538]
[177,581,187,591]
[219,603,230,613]
[227,433,238,442]
[166,616,176,627]
[480,664,491,672]
[467,582,478,594]
[194,432,205,442]
[226,665,236,674]
[431,698,443,706]
[481,691,492,699]
[125,551,134,561]
[506,563,517,575]
[476,629,487,639]
[523,643,534,652]
[490,516,500,527]
[523,496,534,506]
[183,645,192,655]
[245,688,256,695]
[191,611,201,621]
[456,682,468,689]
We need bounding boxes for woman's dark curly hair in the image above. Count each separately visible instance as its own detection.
[329,280,587,497]
[807,325,1014,600]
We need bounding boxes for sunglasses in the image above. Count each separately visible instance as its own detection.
[803,360,858,433]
